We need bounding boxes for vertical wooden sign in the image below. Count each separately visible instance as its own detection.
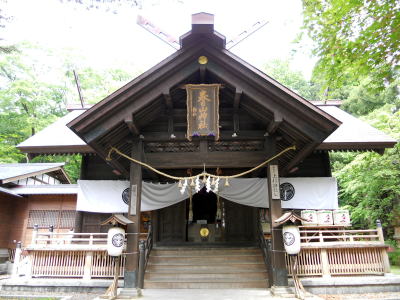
[129,184,137,216]
[186,84,220,141]
[269,165,280,199]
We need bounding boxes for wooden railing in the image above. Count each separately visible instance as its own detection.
[257,219,271,277]
[31,229,109,247]
[28,250,126,279]
[12,226,146,280]
[285,224,391,277]
[138,224,153,288]
[15,223,391,280]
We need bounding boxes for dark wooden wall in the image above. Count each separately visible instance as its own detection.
[81,155,124,180]
[81,212,112,233]
[285,151,331,177]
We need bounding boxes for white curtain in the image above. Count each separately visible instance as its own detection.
[77,177,337,213]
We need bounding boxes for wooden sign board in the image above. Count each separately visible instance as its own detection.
[269,165,280,199]
[186,84,220,140]
[129,184,137,216]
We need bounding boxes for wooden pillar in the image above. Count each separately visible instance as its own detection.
[124,138,143,289]
[75,155,88,233]
[377,220,391,273]
[266,136,288,287]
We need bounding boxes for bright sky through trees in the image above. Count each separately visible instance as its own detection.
[3,0,316,78]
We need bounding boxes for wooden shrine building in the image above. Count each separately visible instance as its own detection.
[13,13,396,293]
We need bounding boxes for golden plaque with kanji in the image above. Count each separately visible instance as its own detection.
[186,84,220,141]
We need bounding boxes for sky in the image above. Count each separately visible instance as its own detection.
[3,0,316,78]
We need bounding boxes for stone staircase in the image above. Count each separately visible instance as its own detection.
[144,247,269,289]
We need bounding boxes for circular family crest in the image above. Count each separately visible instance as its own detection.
[122,188,130,205]
[283,232,295,246]
[112,233,124,247]
[199,228,210,237]
[280,182,295,201]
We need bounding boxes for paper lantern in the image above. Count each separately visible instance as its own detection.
[317,210,333,225]
[300,210,318,226]
[107,227,125,257]
[333,210,351,226]
[282,225,301,255]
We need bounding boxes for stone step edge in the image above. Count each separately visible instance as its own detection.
[152,247,260,250]
[144,279,269,283]
[147,263,266,266]
[150,253,262,258]
[145,271,268,274]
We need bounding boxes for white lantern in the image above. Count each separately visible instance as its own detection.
[282,225,301,255]
[107,227,125,257]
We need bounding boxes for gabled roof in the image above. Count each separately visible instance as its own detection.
[10,184,78,195]
[65,13,342,175]
[0,186,22,198]
[15,13,396,175]
[17,105,395,155]
[0,163,71,184]
[17,110,92,155]
[317,106,397,151]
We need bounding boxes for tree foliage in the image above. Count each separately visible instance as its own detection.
[302,0,400,91]
[0,43,135,180]
[0,0,17,54]
[332,106,400,237]
[264,58,320,100]
[0,44,67,162]
[65,67,132,104]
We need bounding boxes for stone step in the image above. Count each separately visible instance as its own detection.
[144,280,269,289]
[145,271,268,281]
[144,246,268,289]
[151,248,260,256]
[148,254,263,264]
[146,262,267,273]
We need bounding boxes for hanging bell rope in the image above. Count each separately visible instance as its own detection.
[106,145,296,181]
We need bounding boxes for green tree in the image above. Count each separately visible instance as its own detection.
[264,58,321,100]
[0,0,16,54]
[0,43,136,180]
[332,105,400,237]
[0,44,68,163]
[65,67,133,104]
[302,0,399,91]
[341,78,400,116]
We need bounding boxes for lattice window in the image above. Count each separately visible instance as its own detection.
[27,210,76,229]
[210,141,264,152]
[59,210,77,229]
[145,142,199,153]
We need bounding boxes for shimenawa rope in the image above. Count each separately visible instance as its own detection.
[106,145,296,181]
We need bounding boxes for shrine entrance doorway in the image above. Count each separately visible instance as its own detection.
[154,189,258,245]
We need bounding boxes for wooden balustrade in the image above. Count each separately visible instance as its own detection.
[27,249,127,279]
[15,225,390,280]
[285,226,391,277]
[32,232,109,245]
[14,229,143,280]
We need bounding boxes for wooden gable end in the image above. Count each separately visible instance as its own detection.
[68,14,340,177]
